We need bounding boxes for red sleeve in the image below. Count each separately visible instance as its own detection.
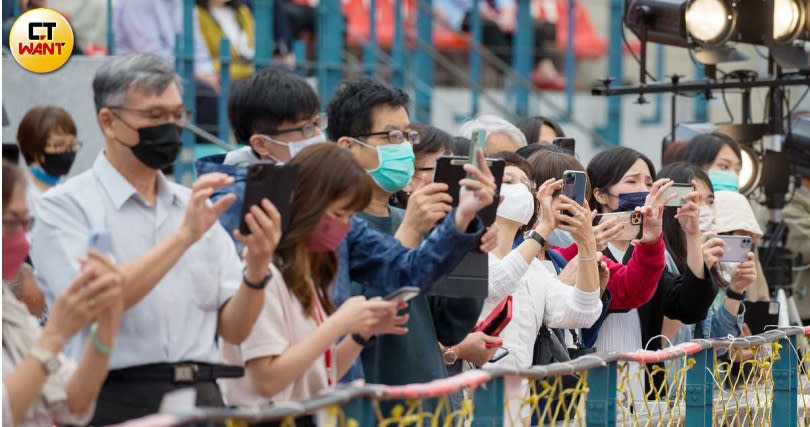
[555,243,580,261]
[605,237,666,311]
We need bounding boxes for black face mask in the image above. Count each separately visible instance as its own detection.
[128,123,183,170]
[40,151,76,176]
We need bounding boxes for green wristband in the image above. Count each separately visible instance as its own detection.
[90,323,113,355]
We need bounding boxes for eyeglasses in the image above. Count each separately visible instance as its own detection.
[355,129,420,145]
[44,140,83,154]
[3,215,34,232]
[108,106,192,124]
[266,115,328,139]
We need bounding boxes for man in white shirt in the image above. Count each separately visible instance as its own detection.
[30,54,279,424]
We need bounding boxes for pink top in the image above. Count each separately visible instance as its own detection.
[218,265,330,407]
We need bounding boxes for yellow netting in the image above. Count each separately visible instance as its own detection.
[371,394,474,427]
[614,355,692,427]
[797,334,810,425]
[712,342,777,425]
[501,371,589,426]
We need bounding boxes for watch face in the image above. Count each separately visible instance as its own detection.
[443,350,458,365]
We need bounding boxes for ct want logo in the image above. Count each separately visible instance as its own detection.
[9,8,74,73]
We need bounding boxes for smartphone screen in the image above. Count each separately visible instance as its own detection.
[664,183,694,207]
[489,347,509,363]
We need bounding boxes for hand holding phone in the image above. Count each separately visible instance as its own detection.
[384,286,420,303]
[240,163,298,235]
[469,129,487,172]
[593,211,643,241]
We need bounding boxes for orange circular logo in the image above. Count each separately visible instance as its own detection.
[9,8,74,73]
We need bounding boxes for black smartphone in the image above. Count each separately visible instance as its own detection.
[489,347,509,363]
[239,163,299,235]
[562,170,587,216]
[744,300,780,335]
[552,137,575,154]
[433,155,505,226]
[2,143,20,164]
[384,286,420,303]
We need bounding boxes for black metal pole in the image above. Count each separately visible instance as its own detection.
[592,75,810,96]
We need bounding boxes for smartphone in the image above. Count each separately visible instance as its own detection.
[433,155,505,226]
[593,211,643,241]
[562,170,587,216]
[663,183,694,207]
[469,129,487,170]
[88,230,113,257]
[489,347,509,363]
[717,235,753,262]
[552,137,575,154]
[384,286,420,303]
[744,300,780,335]
[240,163,299,235]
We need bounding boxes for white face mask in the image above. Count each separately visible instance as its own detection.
[262,133,327,160]
[496,183,535,225]
[699,204,715,232]
[546,229,575,248]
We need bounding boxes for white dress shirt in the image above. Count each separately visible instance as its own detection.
[30,153,243,369]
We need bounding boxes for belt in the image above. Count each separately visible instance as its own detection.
[106,362,244,384]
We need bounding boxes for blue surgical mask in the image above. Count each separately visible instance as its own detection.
[617,191,649,212]
[352,139,415,193]
[546,228,575,248]
[30,165,61,186]
[709,170,740,192]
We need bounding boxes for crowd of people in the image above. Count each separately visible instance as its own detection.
[3,52,804,426]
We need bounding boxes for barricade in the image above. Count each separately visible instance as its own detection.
[119,327,810,426]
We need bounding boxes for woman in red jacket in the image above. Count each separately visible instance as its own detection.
[525,150,668,313]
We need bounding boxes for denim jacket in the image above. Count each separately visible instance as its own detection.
[195,154,486,379]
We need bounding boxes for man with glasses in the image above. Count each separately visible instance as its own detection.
[327,78,492,403]
[30,54,281,424]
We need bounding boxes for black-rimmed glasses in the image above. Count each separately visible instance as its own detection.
[355,129,420,145]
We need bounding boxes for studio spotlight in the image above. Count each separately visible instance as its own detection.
[772,0,805,43]
[739,145,762,196]
[685,0,736,47]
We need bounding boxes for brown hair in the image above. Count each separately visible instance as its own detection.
[490,151,534,182]
[526,150,591,197]
[278,143,372,316]
[3,161,25,214]
[16,106,77,165]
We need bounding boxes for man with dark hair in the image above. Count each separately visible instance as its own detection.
[327,78,491,399]
[197,72,498,386]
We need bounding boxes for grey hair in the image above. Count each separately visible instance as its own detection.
[92,54,182,112]
[457,114,528,148]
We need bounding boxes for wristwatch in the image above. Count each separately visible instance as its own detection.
[726,288,746,301]
[30,346,61,375]
[524,229,546,247]
[243,268,272,290]
[351,334,376,347]
[442,346,458,365]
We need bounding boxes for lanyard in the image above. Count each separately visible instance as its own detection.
[310,285,336,386]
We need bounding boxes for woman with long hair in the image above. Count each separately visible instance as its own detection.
[218,144,408,409]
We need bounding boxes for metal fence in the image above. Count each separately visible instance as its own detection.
[115,326,810,426]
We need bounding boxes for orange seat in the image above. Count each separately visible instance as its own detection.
[343,0,398,48]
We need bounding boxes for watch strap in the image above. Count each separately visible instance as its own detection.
[525,230,546,247]
[351,334,375,347]
[726,288,746,301]
[243,268,272,290]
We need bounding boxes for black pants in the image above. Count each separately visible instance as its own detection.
[461,14,556,65]
[89,378,224,425]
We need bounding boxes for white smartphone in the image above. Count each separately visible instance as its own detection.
[489,347,509,363]
[384,286,420,303]
[717,235,753,263]
[664,183,694,207]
